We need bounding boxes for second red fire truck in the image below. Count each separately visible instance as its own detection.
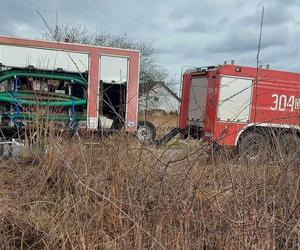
[169,63,300,162]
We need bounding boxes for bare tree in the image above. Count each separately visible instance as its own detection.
[44,25,167,93]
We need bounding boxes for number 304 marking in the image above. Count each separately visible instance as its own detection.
[270,94,297,111]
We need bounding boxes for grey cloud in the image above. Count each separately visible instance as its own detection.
[168,11,186,20]
[206,21,289,54]
[239,4,290,27]
[177,16,230,33]
[177,22,213,33]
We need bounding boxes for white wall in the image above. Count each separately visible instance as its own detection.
[139,85,179,113]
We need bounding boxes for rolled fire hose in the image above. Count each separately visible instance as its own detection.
[0,91,86,106]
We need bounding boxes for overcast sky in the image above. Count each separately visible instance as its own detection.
[1,0,300,84]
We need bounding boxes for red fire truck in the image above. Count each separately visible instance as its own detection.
[160,64,300,162]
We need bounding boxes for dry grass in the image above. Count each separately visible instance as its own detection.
[0,132,300,249]
[138,112,178,137]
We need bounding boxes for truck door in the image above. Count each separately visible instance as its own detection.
[188,77,208,129]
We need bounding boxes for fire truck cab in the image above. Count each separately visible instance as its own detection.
[178,64,300,162]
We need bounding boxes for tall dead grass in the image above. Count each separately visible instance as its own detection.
[0,133,300,249]
[138,112,177,137]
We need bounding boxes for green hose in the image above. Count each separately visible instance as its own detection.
[0,69,87,86]
[3,112,87,121]
[0,91,86,107]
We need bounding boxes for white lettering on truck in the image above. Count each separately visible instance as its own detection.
[270,94,300,111]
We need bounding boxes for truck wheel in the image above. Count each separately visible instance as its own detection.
[278,133,300,164]
[137,121,156,142]
[238,131,269,165]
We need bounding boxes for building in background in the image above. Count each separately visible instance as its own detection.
[139,82,180,113]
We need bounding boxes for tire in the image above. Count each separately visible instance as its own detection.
[238,131,269,165]
[187,125,203,139]
[278,133,300,164]
[137,121,156,142]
